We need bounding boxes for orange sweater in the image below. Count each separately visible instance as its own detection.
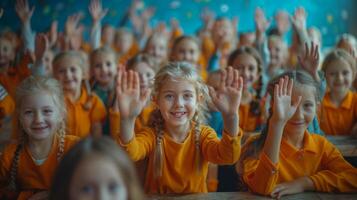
[239,103,264,133]
[242,131,357,195]
[118,125,242,194]
[0,135,79,199]
[0,56,31,98]
[65,88,107,138]
[319,91,357,135]
[0,94,15,117]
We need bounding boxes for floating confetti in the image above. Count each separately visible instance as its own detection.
[341,10,348,20]
[170,1,181,9]
[220,4,229,13]
[326,14,333,24]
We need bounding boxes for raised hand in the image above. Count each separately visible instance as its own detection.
[298,42,320,81]
[271,177,314,199]
[34,34,49,63]
[275,10,290,35]
[88,0,108,24]
[15,0,34,24]
[65,13,83,37]
[47,21,58,48]
[271,76,301,124]
[291,7,307,32]
[255,7,271,35]
[209,67,243,117]
[116,70,151,119]
[0,8,3,19]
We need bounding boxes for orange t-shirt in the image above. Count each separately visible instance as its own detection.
[0,56,31,98]
[65,88,107,138]
[242,131,357,195]
[0,135,79,199]
[0,93,15,117]
[116,42,140,65]
[118,125,242,194]
[319,91,357,135]
[239,103,264,133]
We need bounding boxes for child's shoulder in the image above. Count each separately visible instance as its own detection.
[1,141,21,165]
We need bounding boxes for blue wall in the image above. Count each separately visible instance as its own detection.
[0,0,356,46]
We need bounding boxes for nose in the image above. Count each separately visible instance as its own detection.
[292,104,304,120]
[34,111,44,123]
[336,73,344,81]
[174,96,184,108]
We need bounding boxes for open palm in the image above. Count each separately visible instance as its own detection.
[209,67,243,117]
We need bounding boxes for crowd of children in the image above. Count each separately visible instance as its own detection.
[0,0,357,199]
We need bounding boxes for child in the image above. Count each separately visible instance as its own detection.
[239,71,357,198]
[171,36,208,80]
[53,51,107,138]
[319,49,357,135]
[0,76,79,200]
[227,46,265,134]
[49,136,144,200]
[143,33,168,71]
[114,62,243,194]
[114,28,139,65]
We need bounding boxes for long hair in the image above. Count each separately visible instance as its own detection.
[8,76,66,191]
[49,136,145,200]
[148,62,210,177]
[321,49,356,78]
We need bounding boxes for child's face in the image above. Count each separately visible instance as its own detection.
[268,38,286,67]
[232,53,259,90]
[20,92,62,141]
[131,62,155,90]
[284,85,317,135]
[157,78,197,129]
[325,59,354,94]
[173,39,200,64]
[54,56,83,93]
[92,53,118,87]
[212,19,234,45]
[115,33,132,54]
[69,153,127,200]
[146,38,167,65]
[102,26,115,45]
[0,38,15,69]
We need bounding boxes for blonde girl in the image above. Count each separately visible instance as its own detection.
[0,76,79,199]
[239,71,357,198]
[114,62,243,194]
[53,51,107,138]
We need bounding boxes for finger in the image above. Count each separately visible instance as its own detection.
[122,71,128,92]
[292,95,302,109]
[310,41,314,57]
[304,42,308,59]
[274,83,279,100]
[219,69,227,90]
[127,70,134,90]
[287,77,294,97]
[278,78,284,96]
[133,71,139,91]
[232,69,239,89]
[208,86,218,103]
[226,66,234,87]
[283,76,289,95]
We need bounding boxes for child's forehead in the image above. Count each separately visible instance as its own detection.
[160,77,197,90]
[292,84,317,100]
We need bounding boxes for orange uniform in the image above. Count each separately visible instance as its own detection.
[116,43,140,65]
[319,91,357,135]
[0,93,15,117]
[239,103,264,133]
[65,88,107,138]
[118,125,242,194]
[110,104,155,137]
[0,56,31,98]
[242,131,357,195]
[0,135,79,199]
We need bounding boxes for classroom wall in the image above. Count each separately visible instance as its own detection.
[0,0,356,47]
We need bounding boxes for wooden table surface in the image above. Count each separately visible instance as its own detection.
[326,136,357,157]
[148,192,357,200]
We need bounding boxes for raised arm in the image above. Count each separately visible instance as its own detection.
[15,0,35,52]
[88,0,108,49]
[208,66,243,136]
[116,70,151,143]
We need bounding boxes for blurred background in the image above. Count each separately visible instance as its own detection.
[1,0,356,47]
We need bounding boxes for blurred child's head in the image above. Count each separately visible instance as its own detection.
[114,28,133,54]
[228,46,263,90]
[101,24,115,46]
[53,51,86,93]
[336,33,357,53]
[127,53,155,91]
[321,49,356,94]
[149,62,209,177]
[239,32,256,47]
[15,76,66,142]
[0,33,17,70]
[268,35,288,67]
[144,33,168,67]
[212,17,234,46]
[43,49,54,75]
[90,47,118,87]
[171,36,201,65]
[49,136,144,200]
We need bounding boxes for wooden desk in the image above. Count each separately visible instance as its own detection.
[148,192,357,200]
[326,136,357,157]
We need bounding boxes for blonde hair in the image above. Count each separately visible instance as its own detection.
[9,76,67,191]
[52,51,86,73]
[149,62,209,178]
[321,49,356,78]
[126,53,155,72]
[90,47,117,68]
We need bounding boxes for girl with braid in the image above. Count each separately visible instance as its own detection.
[0,76,79,200]
[114,62,243,194]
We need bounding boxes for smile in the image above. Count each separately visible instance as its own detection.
[171,112,187,118]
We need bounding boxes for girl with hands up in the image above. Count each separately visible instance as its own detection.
[114,62,243,194]
[238,71,357,198]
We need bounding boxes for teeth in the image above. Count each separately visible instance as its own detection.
[172,112,186,117]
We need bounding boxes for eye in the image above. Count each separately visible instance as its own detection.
[80,185,94,194]
[95,63,101,68]
[165,94,174,100]
[70,67,76,73]
[108,181,120,193]
[23,110,33,115]
[342,70,350,76]
[106,62,111,67]
[43,108,53,115]
[184,93,194,99]
[248,65,255,72]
